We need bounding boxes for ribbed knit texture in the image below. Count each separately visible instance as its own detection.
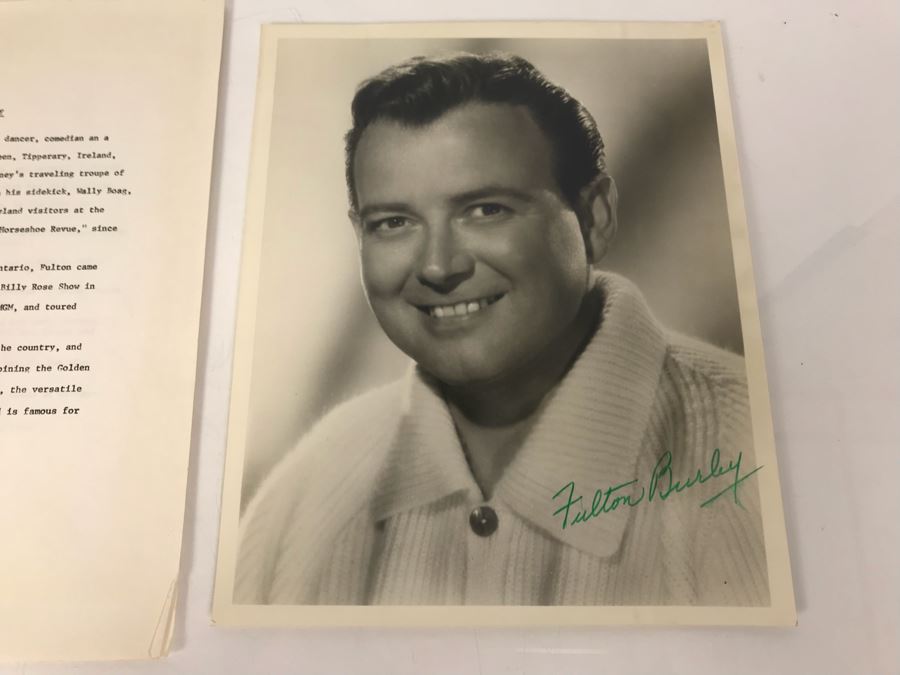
[235,272,770,606]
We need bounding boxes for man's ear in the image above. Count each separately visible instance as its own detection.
[578,176,618,264]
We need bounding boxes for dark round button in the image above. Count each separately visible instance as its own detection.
[469,505,498,537]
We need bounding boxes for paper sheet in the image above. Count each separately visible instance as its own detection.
[0,0,222,661]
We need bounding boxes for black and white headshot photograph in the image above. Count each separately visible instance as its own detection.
[215,23,794,624]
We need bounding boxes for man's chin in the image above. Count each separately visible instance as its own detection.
[415,357,509,390]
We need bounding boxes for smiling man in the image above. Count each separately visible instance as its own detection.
[235,53,770,607]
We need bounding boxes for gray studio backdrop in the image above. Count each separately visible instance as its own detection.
[241,37,741,504]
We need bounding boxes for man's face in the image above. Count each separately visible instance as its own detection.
[351,102,593,387]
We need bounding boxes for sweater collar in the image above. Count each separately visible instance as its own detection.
[371,271,667,559]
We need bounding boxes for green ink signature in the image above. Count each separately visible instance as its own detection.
[551,449,763,530]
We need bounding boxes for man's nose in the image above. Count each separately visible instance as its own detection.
[416,223,475,290]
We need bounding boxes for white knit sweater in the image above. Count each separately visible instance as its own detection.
[235,272,770,606]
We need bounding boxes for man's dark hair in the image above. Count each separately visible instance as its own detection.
[344,52,608,211]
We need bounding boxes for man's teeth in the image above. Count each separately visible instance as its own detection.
[430,298,492,318]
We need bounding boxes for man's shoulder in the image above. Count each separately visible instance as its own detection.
[254,378,408,502]
[654,335,768,604]
[297,379,408,451]
[663,331,747,391]
[235,379,408,603]
[654,331,753,451]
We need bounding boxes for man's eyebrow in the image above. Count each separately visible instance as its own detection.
[449,186,536,206]
[357,187,536,220]
[357,202,417,221]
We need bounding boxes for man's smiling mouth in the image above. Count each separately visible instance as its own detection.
[415,293,505,318]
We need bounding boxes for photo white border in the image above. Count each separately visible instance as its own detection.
[212,20,796,628]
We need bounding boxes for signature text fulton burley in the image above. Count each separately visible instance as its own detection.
[551,448,763,530]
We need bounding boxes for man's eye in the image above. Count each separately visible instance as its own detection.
[469,203,508,219]
[368,216,410,232]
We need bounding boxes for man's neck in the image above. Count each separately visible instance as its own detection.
[442,285,604,496]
